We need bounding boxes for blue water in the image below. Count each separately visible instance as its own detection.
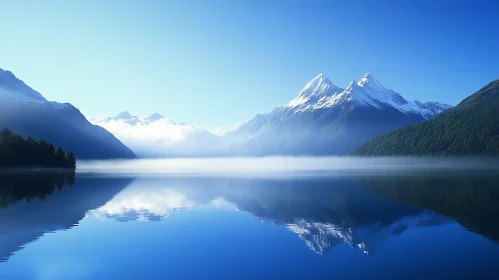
[1,172,498,279]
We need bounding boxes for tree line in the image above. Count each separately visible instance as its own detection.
[351,78,499,156]
[0,128,76,168]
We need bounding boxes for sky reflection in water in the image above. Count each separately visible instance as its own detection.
[0,158,499,279]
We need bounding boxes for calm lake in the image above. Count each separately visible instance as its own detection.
[1,158,499,279]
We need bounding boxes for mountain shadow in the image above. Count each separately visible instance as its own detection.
[0,173,132,262]
[356,171,499,242]
[91,176,438,255]
[0,68,136,159]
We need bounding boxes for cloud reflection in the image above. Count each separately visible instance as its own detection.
[90,183,237,222]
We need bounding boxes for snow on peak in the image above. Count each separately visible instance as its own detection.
[362,72,373,79]
[357,72,377,86]
[304,73,325,91]
[415,101,453,120]
[287,74,342,108]
[347,80,358,89]
[101,111,179,126]
[282,72,451,119]
[357,73,393,98]
[353,73,414,110]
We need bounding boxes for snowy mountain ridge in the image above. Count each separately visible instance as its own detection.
[91,111,181,127]
[90,111,220,157]
[90,111,208,142]
[286,73,452,120]
[223,72,452,156]
[88,72,452,157]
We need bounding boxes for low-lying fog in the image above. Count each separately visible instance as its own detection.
[77,156,499,176]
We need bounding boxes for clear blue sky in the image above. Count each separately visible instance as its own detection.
[0,0,498,129]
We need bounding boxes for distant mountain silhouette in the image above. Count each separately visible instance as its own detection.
[0,68,135,159]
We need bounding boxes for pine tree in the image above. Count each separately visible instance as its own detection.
[0,128,76,168]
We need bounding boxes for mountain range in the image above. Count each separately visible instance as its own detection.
[0,68,135,159]
[224,73,451,155]
[89,112,220,157]
[352,77,499,156]
[91,73,451,157]
[6,66,498,159]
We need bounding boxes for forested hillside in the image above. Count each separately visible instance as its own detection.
[0,128,76,168]
[351,78,499,156]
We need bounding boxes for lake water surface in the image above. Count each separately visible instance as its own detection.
[1,158,499,279]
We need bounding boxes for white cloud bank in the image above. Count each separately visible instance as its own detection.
[89,112,223,157]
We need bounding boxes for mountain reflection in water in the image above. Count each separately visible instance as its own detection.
[0,171,498,279]
[0,173,132,262]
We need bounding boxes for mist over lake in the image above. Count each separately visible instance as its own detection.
[77,156,499,175]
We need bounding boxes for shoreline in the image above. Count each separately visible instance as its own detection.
[0,167,76,174]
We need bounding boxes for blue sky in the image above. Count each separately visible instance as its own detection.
[0,0,498,129]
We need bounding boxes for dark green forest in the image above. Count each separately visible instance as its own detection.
[0,128,76,168]
[351,78,499,156]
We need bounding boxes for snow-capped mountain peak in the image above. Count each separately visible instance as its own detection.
[357,72,382,88]
[351,74,416,111]
[283,72,451,119]
[99,112,169,125]
[287,74,342,108]
[267,72,450,121]
[345,80,359,92]
[302,73,327,93]
[286,72,422,115]
[223,71,452,156]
